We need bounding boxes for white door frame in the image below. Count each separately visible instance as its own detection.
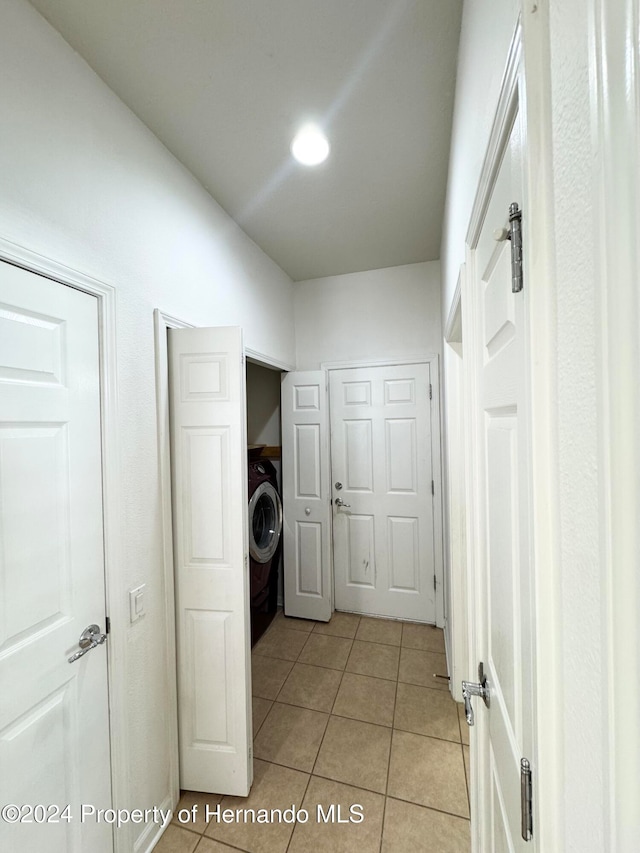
[443,269,468,701]
[321,354,445,628]
[0,236,125,853]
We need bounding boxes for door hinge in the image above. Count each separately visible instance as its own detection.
[429,383,433,400]
[433,574,437,592]
[431,480,435,496]
[508,202,523,293]
[105,616,111,635]
[521,757,533,842]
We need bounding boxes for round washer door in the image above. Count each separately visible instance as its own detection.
[248,481,283,563]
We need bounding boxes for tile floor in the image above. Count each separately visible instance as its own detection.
[156,611,471,853]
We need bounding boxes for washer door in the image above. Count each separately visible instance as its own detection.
[248,481,283,563]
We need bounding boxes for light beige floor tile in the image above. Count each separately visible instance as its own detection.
[276,662,342,712]
[313,715,391,793]
[458,703,470,745]
[355,616,402,646]
[394,682,461,742]
[154,825,199,853]
[298,633,353,670]
[288,776,384,853]
[401,622,446,653]
[205,759,309,853]
[254,702,329,772]
[253,626,309,661]
[313,611,361,639]
[332,672,396,727]
[382,797,471,853]
[345,640,400,681]
[274,611,316,633]
[388,730,469,818]
[252,697,273,738]
[463,744,470,804]
[196,838,247,852]
[251,657,294,700]
[171,791,223,833]
[399,647,449,691]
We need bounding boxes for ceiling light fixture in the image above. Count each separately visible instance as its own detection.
[291,124,330,166]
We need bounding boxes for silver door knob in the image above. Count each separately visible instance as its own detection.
[335,497,351,508]
[461,662,490,725]
[68,624,107,663]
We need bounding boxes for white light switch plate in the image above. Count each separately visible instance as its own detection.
[129,584,146,623]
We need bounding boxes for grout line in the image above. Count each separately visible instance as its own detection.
[383,793,471,823]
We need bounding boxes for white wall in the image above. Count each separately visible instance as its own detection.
[294,261,441,369]
[246,362,282,447]
[0,1,294,850]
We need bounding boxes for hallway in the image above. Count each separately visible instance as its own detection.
[157,612,470,852]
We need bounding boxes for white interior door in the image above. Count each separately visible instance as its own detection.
[330,364,435,622]
[0,262,112,852]
[469,102,537,850]
[281,371,331,621]
[169,326,252,796]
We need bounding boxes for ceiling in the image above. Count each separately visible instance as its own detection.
[28,0,463,282]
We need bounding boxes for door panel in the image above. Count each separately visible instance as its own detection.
[471,103,536,851]
[0,262,111,853]
[330,364,435,622]
[281,371,331,621]
[169,326,252,795]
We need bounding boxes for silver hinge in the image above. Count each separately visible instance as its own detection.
[431,480,435,496]
[509,202,523,293]
[521,757,533,841]
[429,383,433,400]
[495,202,524,292]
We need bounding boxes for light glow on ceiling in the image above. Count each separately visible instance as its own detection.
[290,124,330,166]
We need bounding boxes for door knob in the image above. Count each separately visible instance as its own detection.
[68,624,107,663]
[335,497,351,508]
[461,663,490,725]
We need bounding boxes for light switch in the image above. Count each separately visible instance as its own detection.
[129,584,146,623]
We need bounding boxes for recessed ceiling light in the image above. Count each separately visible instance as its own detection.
[291,124,330,166]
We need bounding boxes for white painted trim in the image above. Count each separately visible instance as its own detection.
[591,1,640,848]
[443,265,467,701]
[324,355,445,628]
[444,270,463,345]
[152,309,193,815]
[466,23,522,249]
[321,353,437,371]
[245,347,294,372]
[0,236,125,853]
[521,4,565,847]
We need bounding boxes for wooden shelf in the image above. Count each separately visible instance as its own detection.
[248,444,281,460]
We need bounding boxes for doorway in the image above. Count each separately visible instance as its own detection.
[281,357,444,626]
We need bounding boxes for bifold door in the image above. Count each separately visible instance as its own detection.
[168,326,252,796]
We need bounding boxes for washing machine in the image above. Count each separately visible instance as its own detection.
[248,456,283,644]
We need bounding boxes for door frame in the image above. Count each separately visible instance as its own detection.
[321,354,445,628]
[0,236,124,853]
[443,268,468,702]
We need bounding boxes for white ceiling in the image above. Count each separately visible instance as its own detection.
[28,0,463,282]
